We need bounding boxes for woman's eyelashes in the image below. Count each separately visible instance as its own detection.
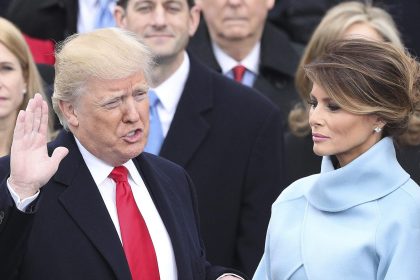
[327,103,341,112]
[307,99,317,108]
[0,64,14,72]
[307,98,341,112]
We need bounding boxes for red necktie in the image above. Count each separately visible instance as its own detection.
[109,166,160,280]
[232,65,246,82]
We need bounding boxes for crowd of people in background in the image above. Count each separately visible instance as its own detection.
[0,0,419,279]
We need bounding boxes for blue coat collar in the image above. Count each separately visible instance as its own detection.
[306,137,410,212]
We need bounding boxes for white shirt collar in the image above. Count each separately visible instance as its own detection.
[151,51,190,115]
[212,41,260,75]
[74,136,142,187]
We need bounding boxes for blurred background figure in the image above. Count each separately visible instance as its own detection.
[0,17,56,157]
[267,0,420,56]
[376,0,420,56]
[254,38,420,280]
[189,0,300,128]
[4,0,117,66]
[268,0,340,48]
[285,1,420,185]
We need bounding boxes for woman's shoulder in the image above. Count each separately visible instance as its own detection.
[378,179,420,228]
[274,174,320,206]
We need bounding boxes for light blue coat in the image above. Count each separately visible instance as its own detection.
[253,137,420,279]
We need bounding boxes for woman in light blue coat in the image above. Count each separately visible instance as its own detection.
[254,39,420,280]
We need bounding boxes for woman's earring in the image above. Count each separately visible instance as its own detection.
[374,127,382,133]
[22,89,27,95]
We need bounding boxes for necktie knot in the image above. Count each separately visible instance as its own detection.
[233,65,246,82]
[148,90,160,108]
[109,166,128,183]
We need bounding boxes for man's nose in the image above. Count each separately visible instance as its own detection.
[227,0,242,7]
[123,98,141,123]
[151,6,167,27]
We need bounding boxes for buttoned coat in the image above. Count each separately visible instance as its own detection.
[5,0,77,42]
[254,137,420,279]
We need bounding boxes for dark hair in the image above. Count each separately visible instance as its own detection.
[116,0,195,9]
[304,39,420,145]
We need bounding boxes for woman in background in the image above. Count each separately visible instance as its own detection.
[0,17,55,157]
[254,39,420,280]
[285,1,420,185]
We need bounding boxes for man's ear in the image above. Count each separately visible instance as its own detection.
[59,100,79,128]
[266,0,275,10]
[188,5,201,37]
[114,6,127,28]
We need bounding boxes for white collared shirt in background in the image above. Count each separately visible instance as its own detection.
[151,51,190,137]
[212,41,260,87]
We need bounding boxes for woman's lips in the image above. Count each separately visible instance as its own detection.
[312,133,329,142]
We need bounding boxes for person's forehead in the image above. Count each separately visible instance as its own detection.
[0,42,19,61]
[86,73,148,90]
[130,0,190,5]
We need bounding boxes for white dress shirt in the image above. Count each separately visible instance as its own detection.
[212,41,260,87]
[75,138,177,279]
[151,51,190,137]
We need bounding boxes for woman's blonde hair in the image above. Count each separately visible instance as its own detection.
[305,39,420,145]
[289,1,403,137]
[0,17,45,110]
[0,17,55,150]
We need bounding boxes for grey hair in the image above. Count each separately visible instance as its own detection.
[52,28,155,130]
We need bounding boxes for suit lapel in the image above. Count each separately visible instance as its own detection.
[187,21,222,73]
[159,57,213,167]
[133,154,193,277]
[51,132,131,280]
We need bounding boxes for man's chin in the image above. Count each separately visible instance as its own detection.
[220,30,251,41]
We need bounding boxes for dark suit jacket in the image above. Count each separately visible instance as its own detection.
[268,0,340,45]
[0,130,242,280]
[158,57,285,277]
[188,22,301,127]
[397,144,420,185]
[373,0,420,56]
[5,0,78,42]
[284,133,321,186]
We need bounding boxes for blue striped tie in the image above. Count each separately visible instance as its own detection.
[95,0,116,29]
[144,90,164,155]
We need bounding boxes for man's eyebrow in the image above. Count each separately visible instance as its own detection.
[132,84,149,92]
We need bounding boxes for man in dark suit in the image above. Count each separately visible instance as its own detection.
[5,0,78,42]
[5,0,117,42]
[114,0,285,277]
[188,0,301,127]
[0,28,244,280]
